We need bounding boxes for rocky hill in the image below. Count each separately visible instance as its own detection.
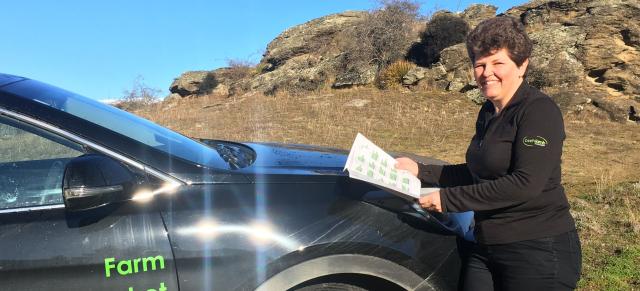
[168,0,640,123]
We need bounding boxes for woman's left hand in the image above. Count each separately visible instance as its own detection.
[394,157,418,177]
[419,191,443,213]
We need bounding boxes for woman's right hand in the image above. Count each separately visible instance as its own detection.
[395,157,419,177]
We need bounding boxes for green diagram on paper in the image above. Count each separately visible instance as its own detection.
[344,133,421,199]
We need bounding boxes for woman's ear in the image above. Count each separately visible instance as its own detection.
[518,58,530,78]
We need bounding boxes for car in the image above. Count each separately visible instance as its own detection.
[0,73,471,291]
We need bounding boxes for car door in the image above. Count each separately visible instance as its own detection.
[0,114,178,291]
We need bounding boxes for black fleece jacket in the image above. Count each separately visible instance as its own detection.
[418,83,576,244]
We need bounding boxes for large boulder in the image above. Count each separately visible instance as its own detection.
[170,68,247,97]
[262,11,367,70]
[249,11,369,94]
[406,4,494,90]
[242,54,333,94]
[402,66,429,85]
[413,43,474,92]
[439,43,475,91]
[461,4,497,29]
[333,65,377,89]
[169,71,215,97]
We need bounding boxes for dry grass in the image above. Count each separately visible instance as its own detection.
[135,88,640,290]
[137,88,477,163]
[571,181,640,290]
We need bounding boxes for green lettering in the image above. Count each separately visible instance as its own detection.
[118,260,133,276]
[146,282,167,291]
[104,258,116,278]
[104,255,166,277]
[142,256,165,272]
[133,258,141,273]
[523,136,548,147]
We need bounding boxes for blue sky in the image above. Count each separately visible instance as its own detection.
[2,0,527,100]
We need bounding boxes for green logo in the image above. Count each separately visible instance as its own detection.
[523,136,548,147]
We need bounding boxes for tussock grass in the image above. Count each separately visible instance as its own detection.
[378,60,415,89]
[135,88,640,290]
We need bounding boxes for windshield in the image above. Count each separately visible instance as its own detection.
[3,79,223,168]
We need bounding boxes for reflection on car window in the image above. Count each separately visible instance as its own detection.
[0,116,83,210]
[3,80,224,168]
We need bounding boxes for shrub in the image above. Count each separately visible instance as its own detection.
[378,60,415,88]
[118,75,161,110]
[339,0,421,74]
[221,58,256,82]
[254,62,270,75]
[407,12,470,66]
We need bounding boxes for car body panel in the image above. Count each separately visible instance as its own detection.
[0,205,179,291]
[157,181,457,290]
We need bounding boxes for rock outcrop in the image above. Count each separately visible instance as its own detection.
[506,0,640,119]
[409,0,639,119]
[169,71,212,97]
[169,69,233,97]
[248,11,369,94]
[461,4,498,29]
[169,0,640,122]
[262,11,367,71]
[407,5,496,95]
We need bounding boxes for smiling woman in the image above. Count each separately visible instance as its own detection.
[466,15,532,113]
[395,16,582,291]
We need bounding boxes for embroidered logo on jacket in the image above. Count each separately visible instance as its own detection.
[523,136,548,147]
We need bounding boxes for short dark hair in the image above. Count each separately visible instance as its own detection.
[465,16,532,66]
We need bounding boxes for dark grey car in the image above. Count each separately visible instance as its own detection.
[0,73,469,291]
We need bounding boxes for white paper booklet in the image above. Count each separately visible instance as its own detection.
[344,133,422,200]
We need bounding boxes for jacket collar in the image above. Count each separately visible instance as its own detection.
[485,81,531,115]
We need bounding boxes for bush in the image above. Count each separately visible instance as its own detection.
[221,58,256,82]
[118,76,161,110]
[254,62,270,74]
[378,60,415,88]
[339,0,421,74]
[407,12,470,66]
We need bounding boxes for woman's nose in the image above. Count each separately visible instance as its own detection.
[482,65,493,77]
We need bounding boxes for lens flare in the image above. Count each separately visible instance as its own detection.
[176,219,302,251]
[131,182,181,203]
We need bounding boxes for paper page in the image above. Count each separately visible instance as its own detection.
[344,133,421,199]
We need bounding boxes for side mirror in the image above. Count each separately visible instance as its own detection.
[62,154,135,211]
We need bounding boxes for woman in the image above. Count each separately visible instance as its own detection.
[396,16,582,290]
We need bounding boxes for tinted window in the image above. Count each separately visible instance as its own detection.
[3,80,225,169]
[0,116,84,210]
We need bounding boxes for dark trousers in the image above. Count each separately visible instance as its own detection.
[457,230,582,291]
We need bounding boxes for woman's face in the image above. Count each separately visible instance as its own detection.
[473,48,528,108]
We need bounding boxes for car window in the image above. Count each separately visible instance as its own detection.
[0,116,84,210]
[3,80,227,169]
